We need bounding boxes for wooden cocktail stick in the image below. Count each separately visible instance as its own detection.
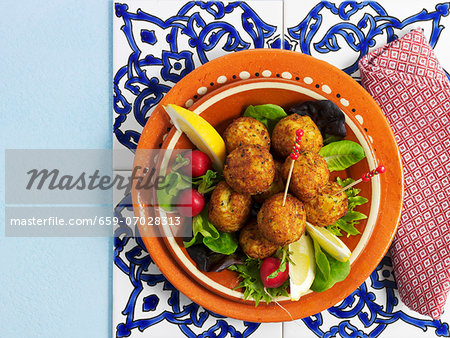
[282,129,304,206]
[333,165,386,195]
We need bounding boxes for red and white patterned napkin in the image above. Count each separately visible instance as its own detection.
[359,28,450,319]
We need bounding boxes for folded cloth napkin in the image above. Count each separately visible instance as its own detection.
[359,28,450,319]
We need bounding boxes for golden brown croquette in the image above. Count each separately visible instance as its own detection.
[272,114,322,158]
[281,151,329,202]
[239,220,279,259]
[257,193,306,246]
[223,145,275,195]
[208,181,252,233]
[253,160,284,203]
[223,117,270,153]
[304,181,348,227]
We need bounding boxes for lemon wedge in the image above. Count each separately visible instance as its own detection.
[164,104,226,171]
[305,222,351,262]
[289,234,316,301]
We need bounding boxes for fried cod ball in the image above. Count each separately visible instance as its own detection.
[223,117,271,153]
[208,181,252,232]
[272,114,323,158]
[257,193,306,246]
[223,145,275,195]
[253,160,284,203]
[239,220,278,259]
[281,151,329,202]
[304,181,349,227]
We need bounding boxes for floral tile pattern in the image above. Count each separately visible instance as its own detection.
[113,190,282,338]
[113,1,450,337]
[112,0,283,169]
[284,254,450,337]
[283,0,450,79]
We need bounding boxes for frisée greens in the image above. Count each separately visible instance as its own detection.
[326,178,368,237]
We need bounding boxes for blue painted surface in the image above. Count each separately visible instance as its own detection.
[0,1,111,337]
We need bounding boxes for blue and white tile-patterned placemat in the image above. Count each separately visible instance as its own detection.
[113,1,450,337]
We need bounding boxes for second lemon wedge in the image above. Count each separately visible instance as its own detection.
[289,234,316,301]
[305,222,351,263]
[164,104,226,171]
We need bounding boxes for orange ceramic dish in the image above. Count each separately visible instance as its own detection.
[132,49,404,322]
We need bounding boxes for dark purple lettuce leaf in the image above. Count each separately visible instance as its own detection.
[288,100,347,143]
[186,245,243,272]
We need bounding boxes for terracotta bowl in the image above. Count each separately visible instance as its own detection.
[132,49,404,322]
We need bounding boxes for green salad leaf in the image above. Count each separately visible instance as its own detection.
[157,172,191,211]
[326,177,368,237]
[193,209,220,239]
[310,238,350,292]
[323,135,344,145]
[329,219,359,237]
[229,258,289,306]
[157,153,221,211]
[172,153,190,171]
[192,170,221,194]
[319,140,365,172]
[267,246,292,279]
[243,104,287,134]
[184,207,238,255]
[203,232,238,255]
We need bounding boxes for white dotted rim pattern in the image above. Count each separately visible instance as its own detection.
[183,70,371,138]
[184,70,354,111]
[159,81,380,302]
